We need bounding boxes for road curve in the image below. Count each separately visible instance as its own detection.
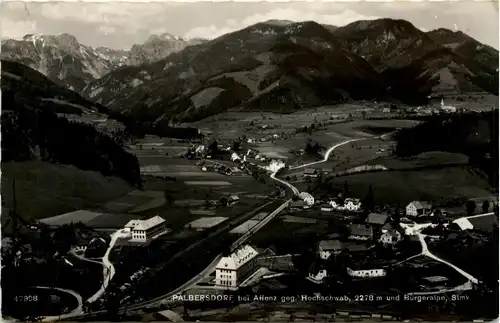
[34,286,83,322]
[289,138,368,171]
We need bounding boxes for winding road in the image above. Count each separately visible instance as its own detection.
[34,286,83,322]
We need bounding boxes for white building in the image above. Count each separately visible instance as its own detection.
[344,198,362,211]
[347,267,386,278]
[124,215,167,243]
[298,192,315,206]
[307,262,327,284]
[379,229,402,245]
[320,204,334,212]
[406,201,432,217]
[215,245,259,290]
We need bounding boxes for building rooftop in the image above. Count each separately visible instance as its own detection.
[216,244,258,271]
[303,168,317,175]
[409,201,432,210]
[453,214,498,233]
[349,224,373,237]
[289,200,305,208]
[309,261,327,275]
[126,215,166,231]
[319,240,343,251]
[365,213,389,225]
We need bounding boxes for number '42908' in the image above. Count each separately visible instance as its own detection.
[14,295,38,302]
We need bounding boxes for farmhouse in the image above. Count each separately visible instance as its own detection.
[307,261,328,284]
[215,245,259,290]
[365,213,389,226]
[451,214,498,234]
[228,195,240,205]
[347,265,386,279]
[379,229,402,245]
[318,240,343,260]
[124,215,168,243]
[298,192,315,207]
[406,201,432,217]
[344,198,362,211]
[303,168,318,178]
[348,224,373,241]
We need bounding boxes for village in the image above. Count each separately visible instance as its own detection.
[2,101,498,322]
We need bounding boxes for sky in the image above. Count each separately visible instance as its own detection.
[1,1,498,50]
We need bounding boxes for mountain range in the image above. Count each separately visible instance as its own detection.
[2,18,498,124]
[1,33,207,92]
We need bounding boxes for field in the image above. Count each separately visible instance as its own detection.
[1,161,133,232]
[325,166,493,206]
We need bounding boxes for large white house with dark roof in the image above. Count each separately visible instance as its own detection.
[124,215,167,243]
[215,244,259,289]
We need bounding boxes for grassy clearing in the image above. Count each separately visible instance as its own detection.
[184,181,233,186]
[367,151,470,169]
[1,161,133,229]
[327,166,493,205]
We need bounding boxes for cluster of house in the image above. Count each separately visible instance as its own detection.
[308,212,403,284]
[197,160,244,176]
[289,196,362,213]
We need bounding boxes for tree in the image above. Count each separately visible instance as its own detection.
[208,140,219,155]
[482,200,490,213]
[232,140,241,151]
[343,180,349,198]
[363,185,375,212]
[164,191,174,205]
[220,196,229,206]
[361,111,367,120]
[466,200,477,217]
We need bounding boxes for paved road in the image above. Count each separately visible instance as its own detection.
[416,232,479,284]
[289,138,367,171]
[86,230,124,304]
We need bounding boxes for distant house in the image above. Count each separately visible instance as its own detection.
[347,265,386,278]
[228,195,240,205]
[382,108,391,113]
[365,213,389,226]
[321,204,334,212]
[318,240,343,260]
[298,192,315,207]
[344,198,361,211]
[406,201,432,217]
[379,229,402,245]
[307,261,327,284]
[303,168,318,178]
[348,224,373,241]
